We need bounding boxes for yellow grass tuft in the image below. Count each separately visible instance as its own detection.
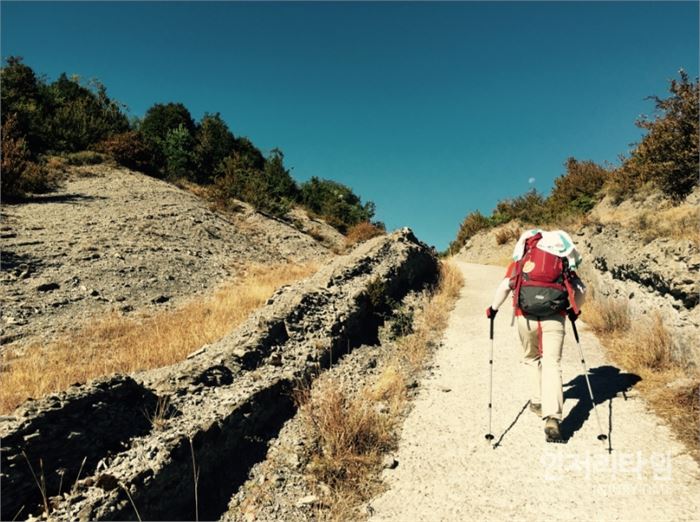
[0,263,318,414]
[582,295,631,335]
[494,226,521,246]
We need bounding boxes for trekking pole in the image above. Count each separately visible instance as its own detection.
[485,316,495,442]
[570,317,607,442]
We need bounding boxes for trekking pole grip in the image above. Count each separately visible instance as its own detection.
[570,316,580,344]
[489,316,494,340]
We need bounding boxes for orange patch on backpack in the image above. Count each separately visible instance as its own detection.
[522,260,536,273]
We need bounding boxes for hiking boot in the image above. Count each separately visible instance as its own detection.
[544,417,562,442]
[529,402,542,417]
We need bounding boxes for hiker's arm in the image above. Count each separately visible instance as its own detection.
[491,278,511,311]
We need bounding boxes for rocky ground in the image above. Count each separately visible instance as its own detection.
[0,164,338,347]
[1,229,437,521]
[224,292,429,522]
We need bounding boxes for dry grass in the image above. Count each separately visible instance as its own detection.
[345,222,386,248]
[583,292,699,459]
[296,260,464,520]
[0,263,318,413]
[494,226,521,246]
[582,295,631,335]
[591,192,700,245]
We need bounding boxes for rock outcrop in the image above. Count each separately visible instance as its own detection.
[574,223,699,367]
[0,229,438,521]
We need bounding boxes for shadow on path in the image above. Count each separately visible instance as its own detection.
[560,365,641,446]
[492,401,530,449]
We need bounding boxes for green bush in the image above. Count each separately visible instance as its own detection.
[300,177,375,233]
[41,74,130,152]
[163,124,195,179]
[1,57,129,155]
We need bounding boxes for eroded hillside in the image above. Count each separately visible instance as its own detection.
[0,164,341,347]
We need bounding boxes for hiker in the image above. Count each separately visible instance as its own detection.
[486,230,586,442]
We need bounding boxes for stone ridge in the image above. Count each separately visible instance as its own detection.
[0,228,438,521]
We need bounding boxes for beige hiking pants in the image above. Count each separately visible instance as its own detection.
[516,314,565,420]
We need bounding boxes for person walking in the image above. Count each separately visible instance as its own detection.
[486,229,585,442]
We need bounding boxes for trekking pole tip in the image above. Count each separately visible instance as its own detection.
[485,433,494,441]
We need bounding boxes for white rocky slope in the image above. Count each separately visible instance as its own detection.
[0,164,338,347]
[369,262,700,521]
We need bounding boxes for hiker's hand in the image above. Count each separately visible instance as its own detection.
[486,306,498,319]
[567,309,580,322]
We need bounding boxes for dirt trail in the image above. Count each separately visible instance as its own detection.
[369,262,700,521]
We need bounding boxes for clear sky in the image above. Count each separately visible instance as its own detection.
[2,1,698,250]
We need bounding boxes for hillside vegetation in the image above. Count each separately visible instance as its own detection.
[1,57,382,237]
[448,70,698,255]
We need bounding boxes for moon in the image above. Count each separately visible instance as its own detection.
[528,177,536,184]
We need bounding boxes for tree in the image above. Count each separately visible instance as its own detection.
[41,74,129,152]
[264,148,298,200]
[614,70,699,200]
[193,113,235,183]
[163,124,195,179]
[1,56,47,151]
[140,102,196,167]
[232,136,265,170]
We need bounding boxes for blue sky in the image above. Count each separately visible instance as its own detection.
[2,1,698,250]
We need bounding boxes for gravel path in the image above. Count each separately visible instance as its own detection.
[369,262,700,522]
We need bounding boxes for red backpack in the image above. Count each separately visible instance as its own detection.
[509,233,579,317]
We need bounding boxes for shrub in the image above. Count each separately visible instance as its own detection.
[95,131,158,174]
[300,177,376,233]
[1,57,129,155]
[60,151,106,165]
[492,189,549,225]
[1,114,55,200]
[548,158,610,216]
[582,295,631,336]
[213,153,292,217]
[345,221,386,247]
[494,226,521,246]
[448,210,492,254]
